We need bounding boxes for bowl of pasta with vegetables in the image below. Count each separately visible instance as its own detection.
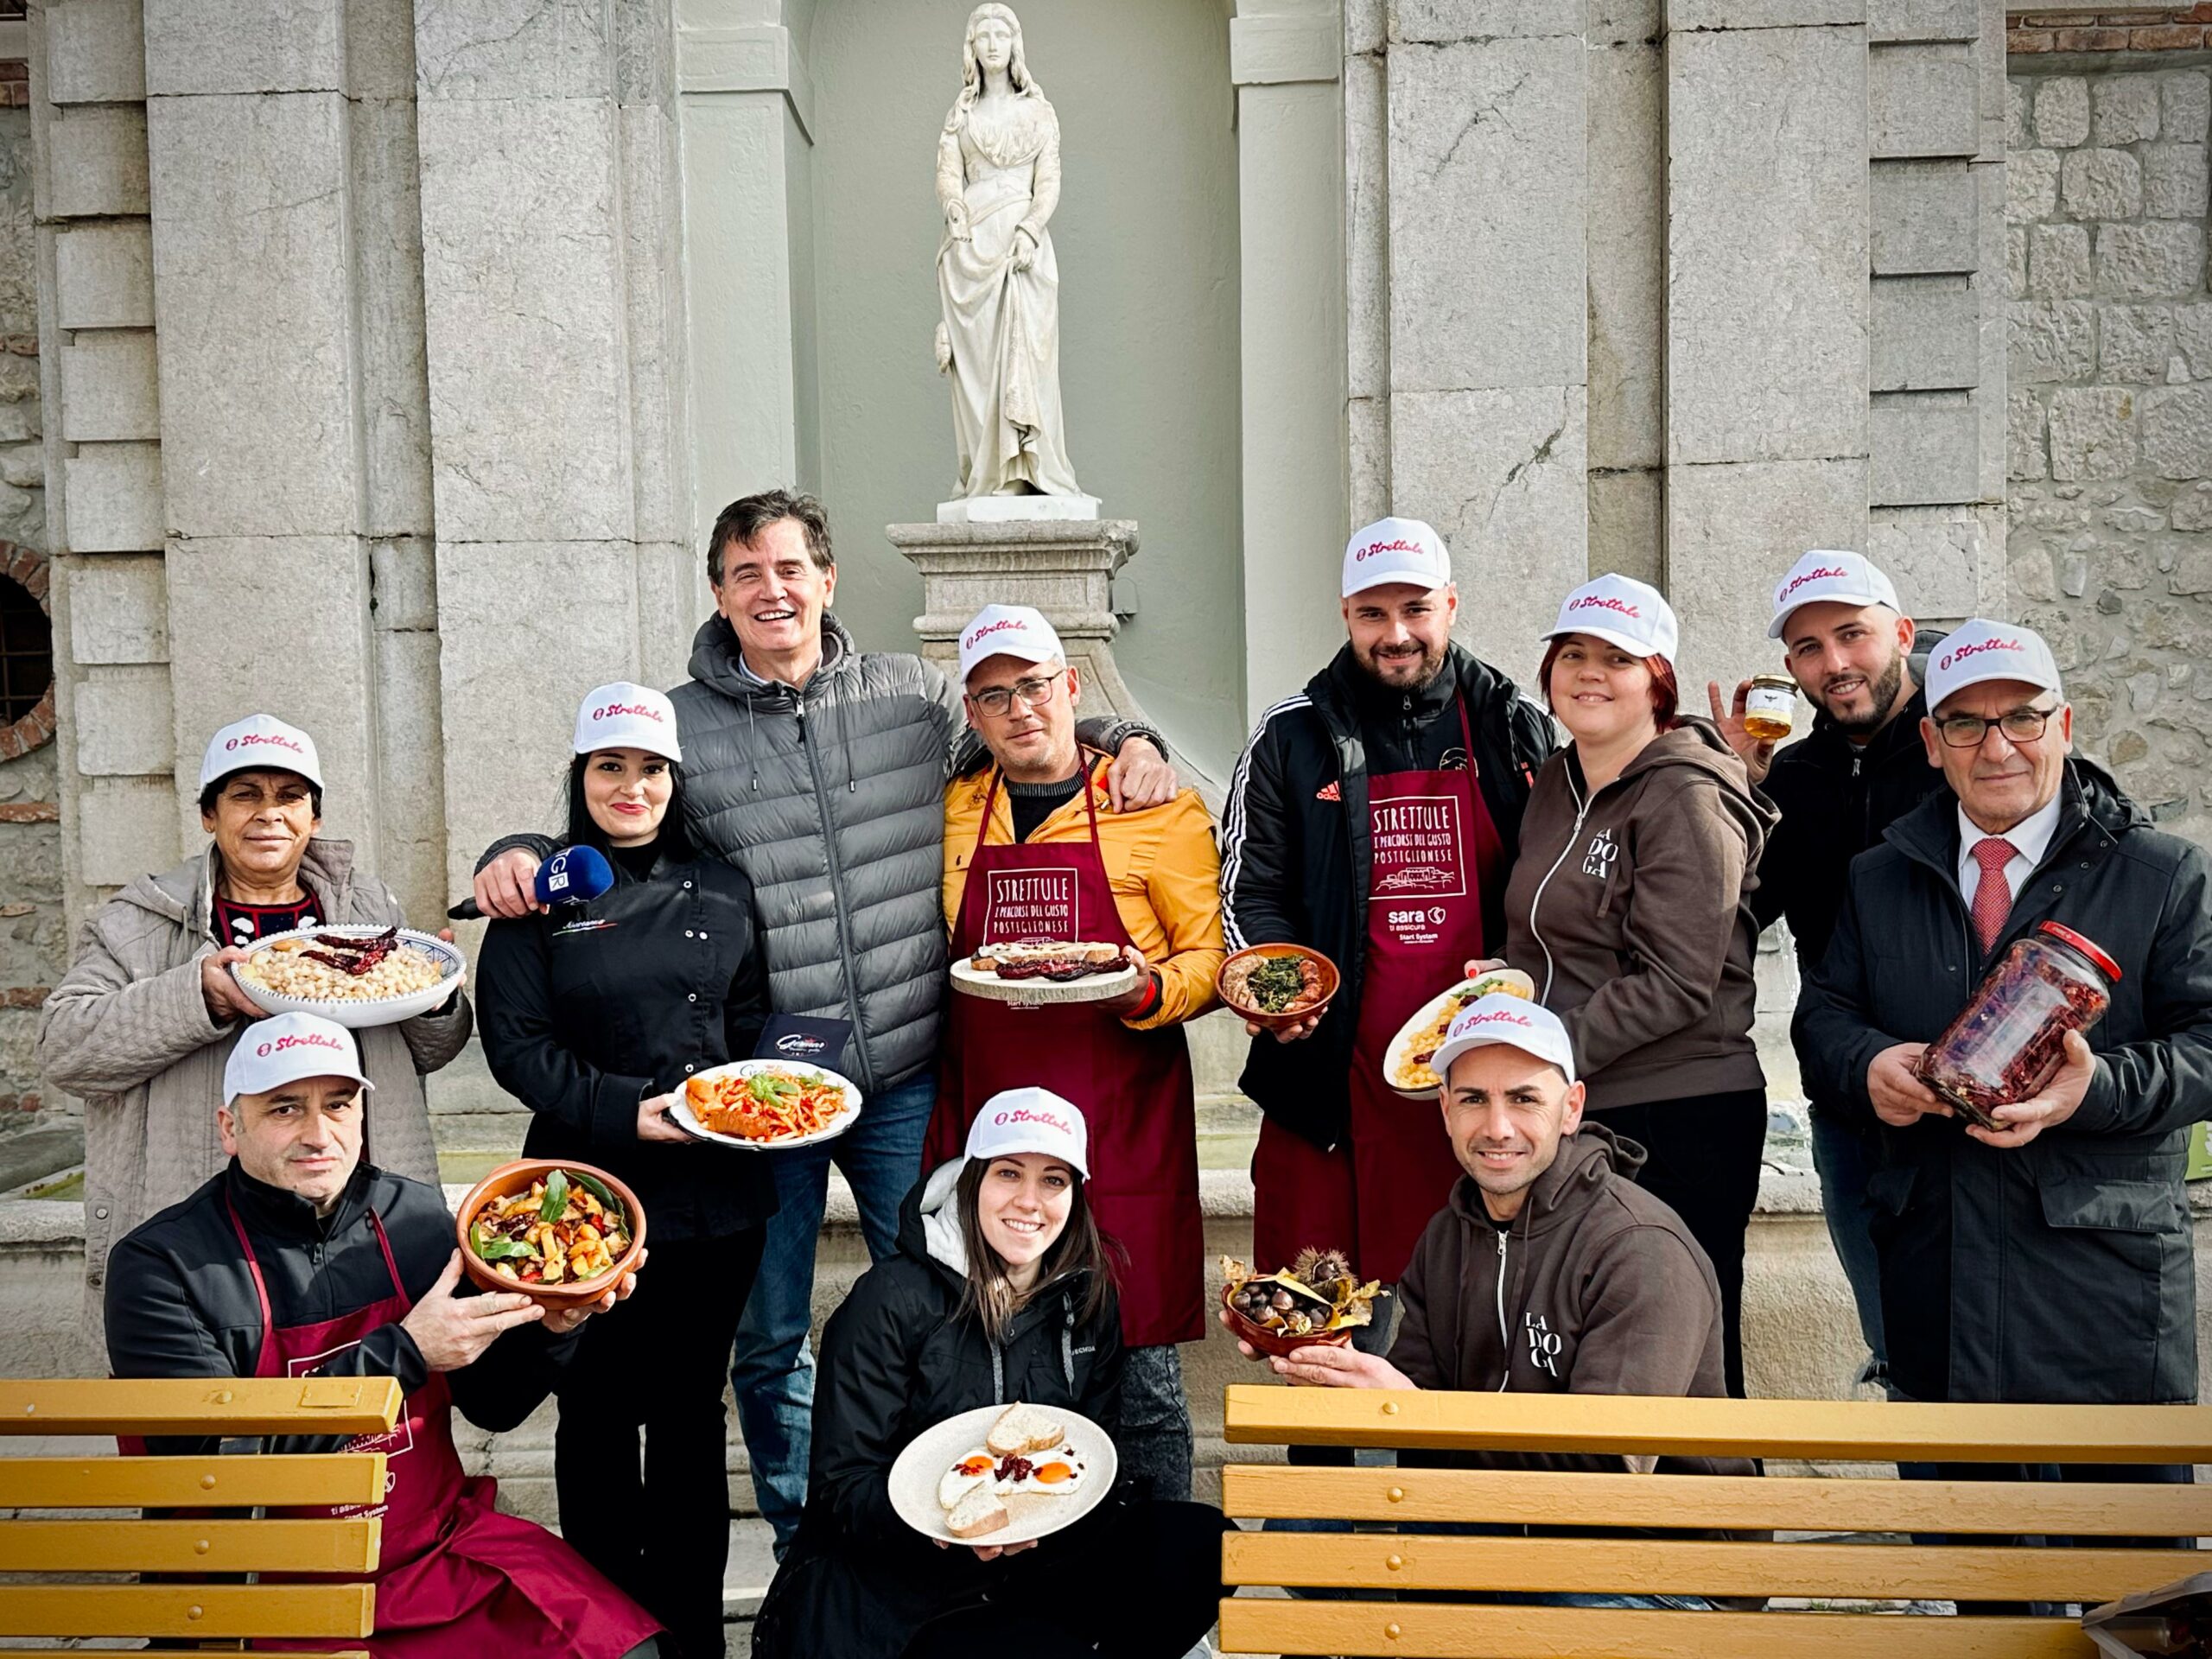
[455,1160,646,1309]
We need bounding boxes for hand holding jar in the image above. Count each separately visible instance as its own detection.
[1706,679,1785,785]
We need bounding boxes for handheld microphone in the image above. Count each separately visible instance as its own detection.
[448,843,617,920]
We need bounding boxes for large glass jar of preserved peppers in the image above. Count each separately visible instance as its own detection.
[1913,921,2120,1128]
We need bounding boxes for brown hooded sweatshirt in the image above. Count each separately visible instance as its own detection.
[1503,717,1776,1112]
[1389,1122,1751,1478]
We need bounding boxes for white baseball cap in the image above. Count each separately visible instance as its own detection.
[1923,619,2065,714]
[1427,994,1578,1087]
[1768,550,1902,639]
[574,682,682,763]
[1541,573,1679,662]
[224,1013,375,1107]
[965,1086,1090,1179]
[1342,516,1452,598]
[200,715,325,792]
[958,604,1066,684]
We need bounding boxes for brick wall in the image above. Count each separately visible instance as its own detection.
[2006,60,2212,846]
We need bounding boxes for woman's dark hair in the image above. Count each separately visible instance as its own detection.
[563,752,695,861]
[1536,635,1683,732]
[955,1156,1118,1346]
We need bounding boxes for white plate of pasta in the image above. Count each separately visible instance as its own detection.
[231,925,466,1029]
[671,1060,865,1151]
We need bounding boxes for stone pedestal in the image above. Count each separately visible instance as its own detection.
[935,493,1101,524]
[887,515,1144,714]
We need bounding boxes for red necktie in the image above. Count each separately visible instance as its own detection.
[1970,836,2016,954]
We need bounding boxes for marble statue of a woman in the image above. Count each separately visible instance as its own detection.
[935,3,1084,502]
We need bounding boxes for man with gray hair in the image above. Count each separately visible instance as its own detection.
[1798,620,2212,1446]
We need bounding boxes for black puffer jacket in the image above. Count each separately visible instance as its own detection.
[1219,643,1555,1150]
[1796,760,2212,1405]
[751,1161,1125,1659]
[474,842,776,1241]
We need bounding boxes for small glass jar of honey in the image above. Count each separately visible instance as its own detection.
[1744,674,1797,742]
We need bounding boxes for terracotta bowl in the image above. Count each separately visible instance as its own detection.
[1220,1281,1356,1359]
[1216,944,1340,1033]
[455,1159,647,1310]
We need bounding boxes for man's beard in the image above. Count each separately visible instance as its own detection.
[1357,639,1448,690]
[1823,651,1906,735]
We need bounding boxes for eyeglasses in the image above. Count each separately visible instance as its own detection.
[970,673,1061,718]
[1934,704,2060,749]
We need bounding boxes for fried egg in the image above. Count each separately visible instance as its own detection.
[938,1448,999,1511]
[1004,1446,1087,1497]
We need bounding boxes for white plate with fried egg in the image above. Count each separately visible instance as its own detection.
[887,1401,1116,1547]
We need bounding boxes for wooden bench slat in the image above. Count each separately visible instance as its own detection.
[0,1378,404,1440]
[0,1583,374,1640]
[0,1452,388,1510]
[0,1516,381,1574]
[1224,1385,2212,1463]
[1224,1529,2198,1601]
[1217,1599,2098,1659]
[1220,1463,2212,1536]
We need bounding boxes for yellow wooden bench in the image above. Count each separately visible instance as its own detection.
[1218,1384,2212,1658]
[0,1376,400,1657]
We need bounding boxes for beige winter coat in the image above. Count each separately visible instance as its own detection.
[36,839,472,1306]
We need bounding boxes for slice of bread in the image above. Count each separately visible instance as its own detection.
[986,1402,1065,1457]
[945,1484,1008,1539]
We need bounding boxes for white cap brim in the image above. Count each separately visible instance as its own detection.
[1768,589,1893,639]
[1541,621,1658,658]
[1345,566,1449,598]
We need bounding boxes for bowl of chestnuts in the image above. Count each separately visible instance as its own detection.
[1219,1248,1384,1359]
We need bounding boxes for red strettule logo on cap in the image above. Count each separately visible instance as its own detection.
[1568,594,1641,620]
[226,732,305,755]
[1461,1009,1534,1029]
[255,1033,346,1058]
[1939,637,2024,671]
[991,1107,1074,1136]
[964,617,1033,652]
[1354,537,1426,563]
[1777,566,1849,601]
[592,702,664,722]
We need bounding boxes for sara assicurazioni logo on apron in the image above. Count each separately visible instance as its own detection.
[982,868,1081,942]
[1371,794,1470,949]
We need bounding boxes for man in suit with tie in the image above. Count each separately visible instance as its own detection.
[1796,619,2212,1471]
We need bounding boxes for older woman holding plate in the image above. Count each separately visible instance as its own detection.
[474,683,774,1659]
[39,713,471,1339]
[752,1090,1224,1659]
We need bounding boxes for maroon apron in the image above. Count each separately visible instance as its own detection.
[1253,696,1504,1285]
[925,756,1205,1348]
[222,1193,660,1659]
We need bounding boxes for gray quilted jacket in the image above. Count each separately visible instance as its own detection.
[487,613,1147,1095]
[36,841,471,1304]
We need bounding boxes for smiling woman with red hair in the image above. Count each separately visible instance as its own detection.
[1491,574,1777,1396]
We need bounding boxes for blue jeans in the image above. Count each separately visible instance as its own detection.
[1808,1106,1888,1384]
[731,1070,936,1554]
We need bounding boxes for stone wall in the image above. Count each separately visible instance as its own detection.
[2006,55,2212,845]
[0,73,56,1129]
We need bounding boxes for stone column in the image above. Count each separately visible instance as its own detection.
[35,0,175,911]
[413,2,696,891]
[1384,2,1588,664]
[140,0,434,906]
[1230,0,1348,718]
[1663,0,1871,696]
[1864,0,2008,627]
[676,0,817,518]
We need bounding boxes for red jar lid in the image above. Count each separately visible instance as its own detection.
[2037,920,2122,982]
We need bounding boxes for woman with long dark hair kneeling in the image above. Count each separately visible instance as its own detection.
[474,683,775,1659]
[752,1089,1224,1659]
